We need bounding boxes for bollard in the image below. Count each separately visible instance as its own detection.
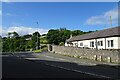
[94,55,97,61]
[107,57,111,63]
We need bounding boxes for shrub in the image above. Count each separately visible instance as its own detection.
[59,42,64,46]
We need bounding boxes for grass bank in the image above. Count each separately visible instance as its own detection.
[33,47,48,53]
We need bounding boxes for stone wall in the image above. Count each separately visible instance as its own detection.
[48,44,120,63]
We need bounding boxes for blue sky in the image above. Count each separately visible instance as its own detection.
[1,2,118,36]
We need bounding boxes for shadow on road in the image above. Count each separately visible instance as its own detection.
[2,53,120,79]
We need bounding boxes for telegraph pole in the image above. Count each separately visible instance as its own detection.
[110,16,112,27]
[36,21,40,50]
[36,22,38,50]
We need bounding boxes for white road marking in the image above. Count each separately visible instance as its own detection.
[55,58,67,61]
[25,58,41,60]
[45,56,54,59]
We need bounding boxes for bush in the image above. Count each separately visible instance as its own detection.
[59,42,64,46]
[41,45,47,49]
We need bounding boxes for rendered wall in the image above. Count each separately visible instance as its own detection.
[67,37,120,49]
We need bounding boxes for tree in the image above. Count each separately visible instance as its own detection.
[2,37,11,52]
[0,36,2,52]
[72,30,84,36]
[23,34,32,39]
[47,29,71,45]
[8,32,20,52]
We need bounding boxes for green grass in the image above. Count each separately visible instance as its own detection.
[33,49,42,53]
[33,47,48,53]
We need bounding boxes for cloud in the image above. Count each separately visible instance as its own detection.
[85,8,118,25]
[1,26,49,37]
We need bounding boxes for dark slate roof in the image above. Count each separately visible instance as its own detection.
[67,26,120,42]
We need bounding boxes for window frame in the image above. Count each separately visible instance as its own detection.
[97,41,103,46]
[107,40,114,47]
[80,42,83,46]
[101,41,103,46]
[90,41,94,47]
[111,40,114,47]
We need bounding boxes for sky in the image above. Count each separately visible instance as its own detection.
[1,2,119,36]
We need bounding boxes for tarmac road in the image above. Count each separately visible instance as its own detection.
[2,52,119,79]
[2,54,104,79]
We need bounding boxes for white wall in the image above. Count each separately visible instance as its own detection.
[66,37,120,49]
[65,42,73,47]
[72,41,78,47]
[78,39,96,49]
[65,42,68,46]
[118,37,120,49]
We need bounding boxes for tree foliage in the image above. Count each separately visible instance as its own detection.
[47,29,71,45]
[47,28,94,45]
[2,28,95,52]
[2,31,41,52]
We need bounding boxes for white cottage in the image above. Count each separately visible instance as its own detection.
[65,26,120,50]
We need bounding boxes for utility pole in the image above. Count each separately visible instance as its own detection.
[36,22,38,50]
[110,16,112,27]
[9,35,11,53]
[36,21,40,50]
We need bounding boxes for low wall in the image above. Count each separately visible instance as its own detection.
[48,45,120,63]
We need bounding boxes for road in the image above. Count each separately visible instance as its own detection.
[2,52,119,79]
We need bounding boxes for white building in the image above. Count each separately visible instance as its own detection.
[65,26,120,50]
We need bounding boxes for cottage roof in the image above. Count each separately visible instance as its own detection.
[67,26,120,42]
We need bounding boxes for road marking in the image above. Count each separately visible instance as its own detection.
[55,58,67,61]
[45,56,54,59]
[42,62,112,79]
[25,58,41,60]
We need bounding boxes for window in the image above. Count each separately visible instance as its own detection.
[98,41,103,46]
[101,41,103,46]
[98,41,100,46]
[108,40,114,47]
[111,40,113,47]
[92,42,94,47]
[80,42,83,46]
[108,41,110,47]
[90,41,94,47]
